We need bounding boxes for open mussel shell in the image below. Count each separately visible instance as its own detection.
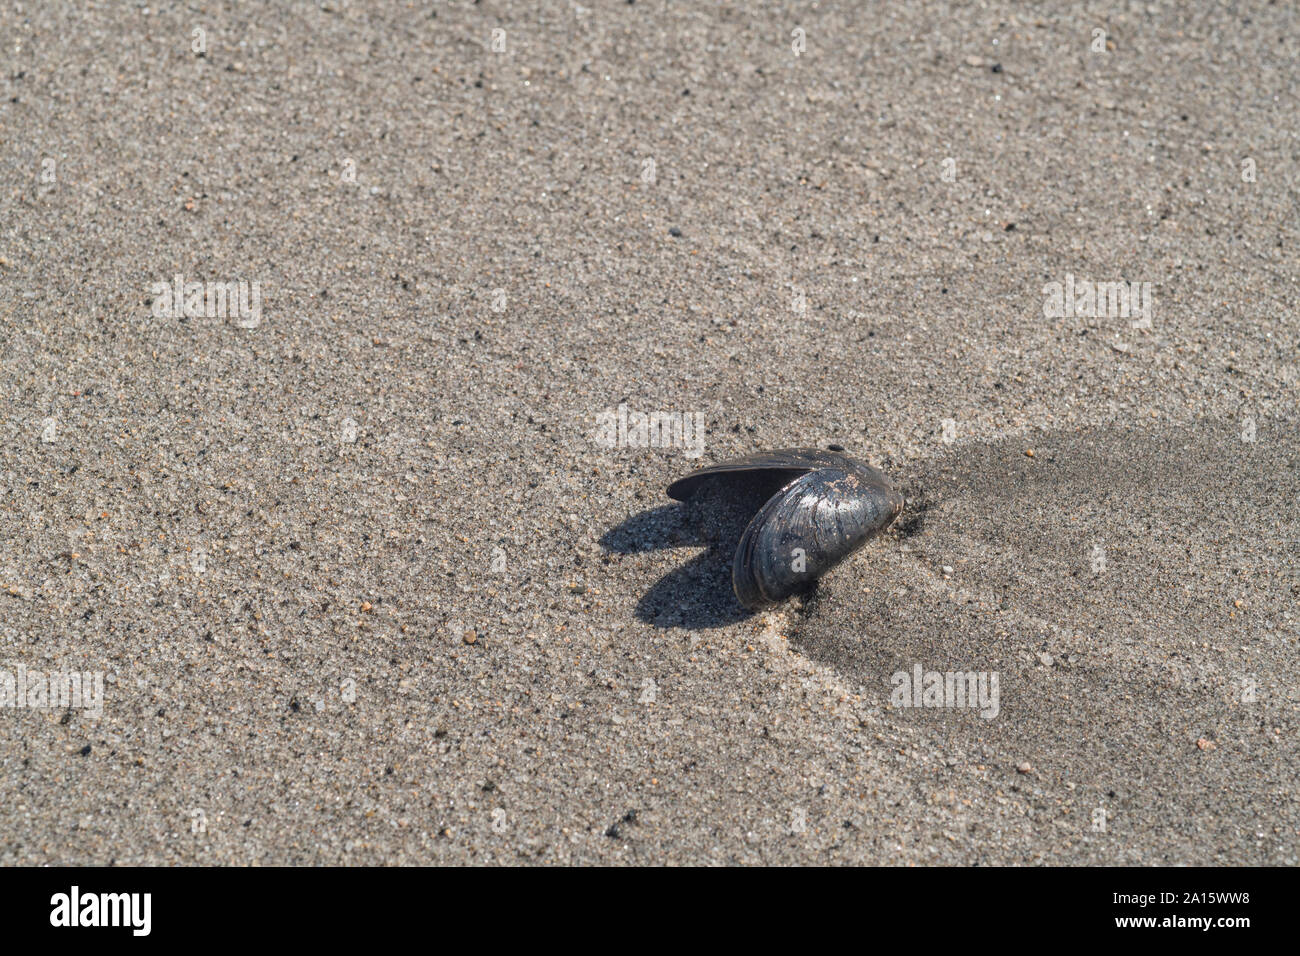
[667,449,904,610]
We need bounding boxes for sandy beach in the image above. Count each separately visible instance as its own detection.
[0,1,1296,864]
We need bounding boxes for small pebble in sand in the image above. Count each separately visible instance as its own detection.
[463,631,477,645]
[1016,762,1033,774]
[1196,738,1216,751]
[1024,449,1035,458]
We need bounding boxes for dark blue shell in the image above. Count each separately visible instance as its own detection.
[668,449,903,609]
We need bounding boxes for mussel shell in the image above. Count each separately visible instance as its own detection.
[668,449,903,610]
[666,448,869,501]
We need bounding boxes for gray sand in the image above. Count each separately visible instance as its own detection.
[0,1,1296,864]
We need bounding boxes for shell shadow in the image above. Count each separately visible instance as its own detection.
[599,505,753,629]
[597,505,698,554]
[631,548,754,629]
[600,477,789,628]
